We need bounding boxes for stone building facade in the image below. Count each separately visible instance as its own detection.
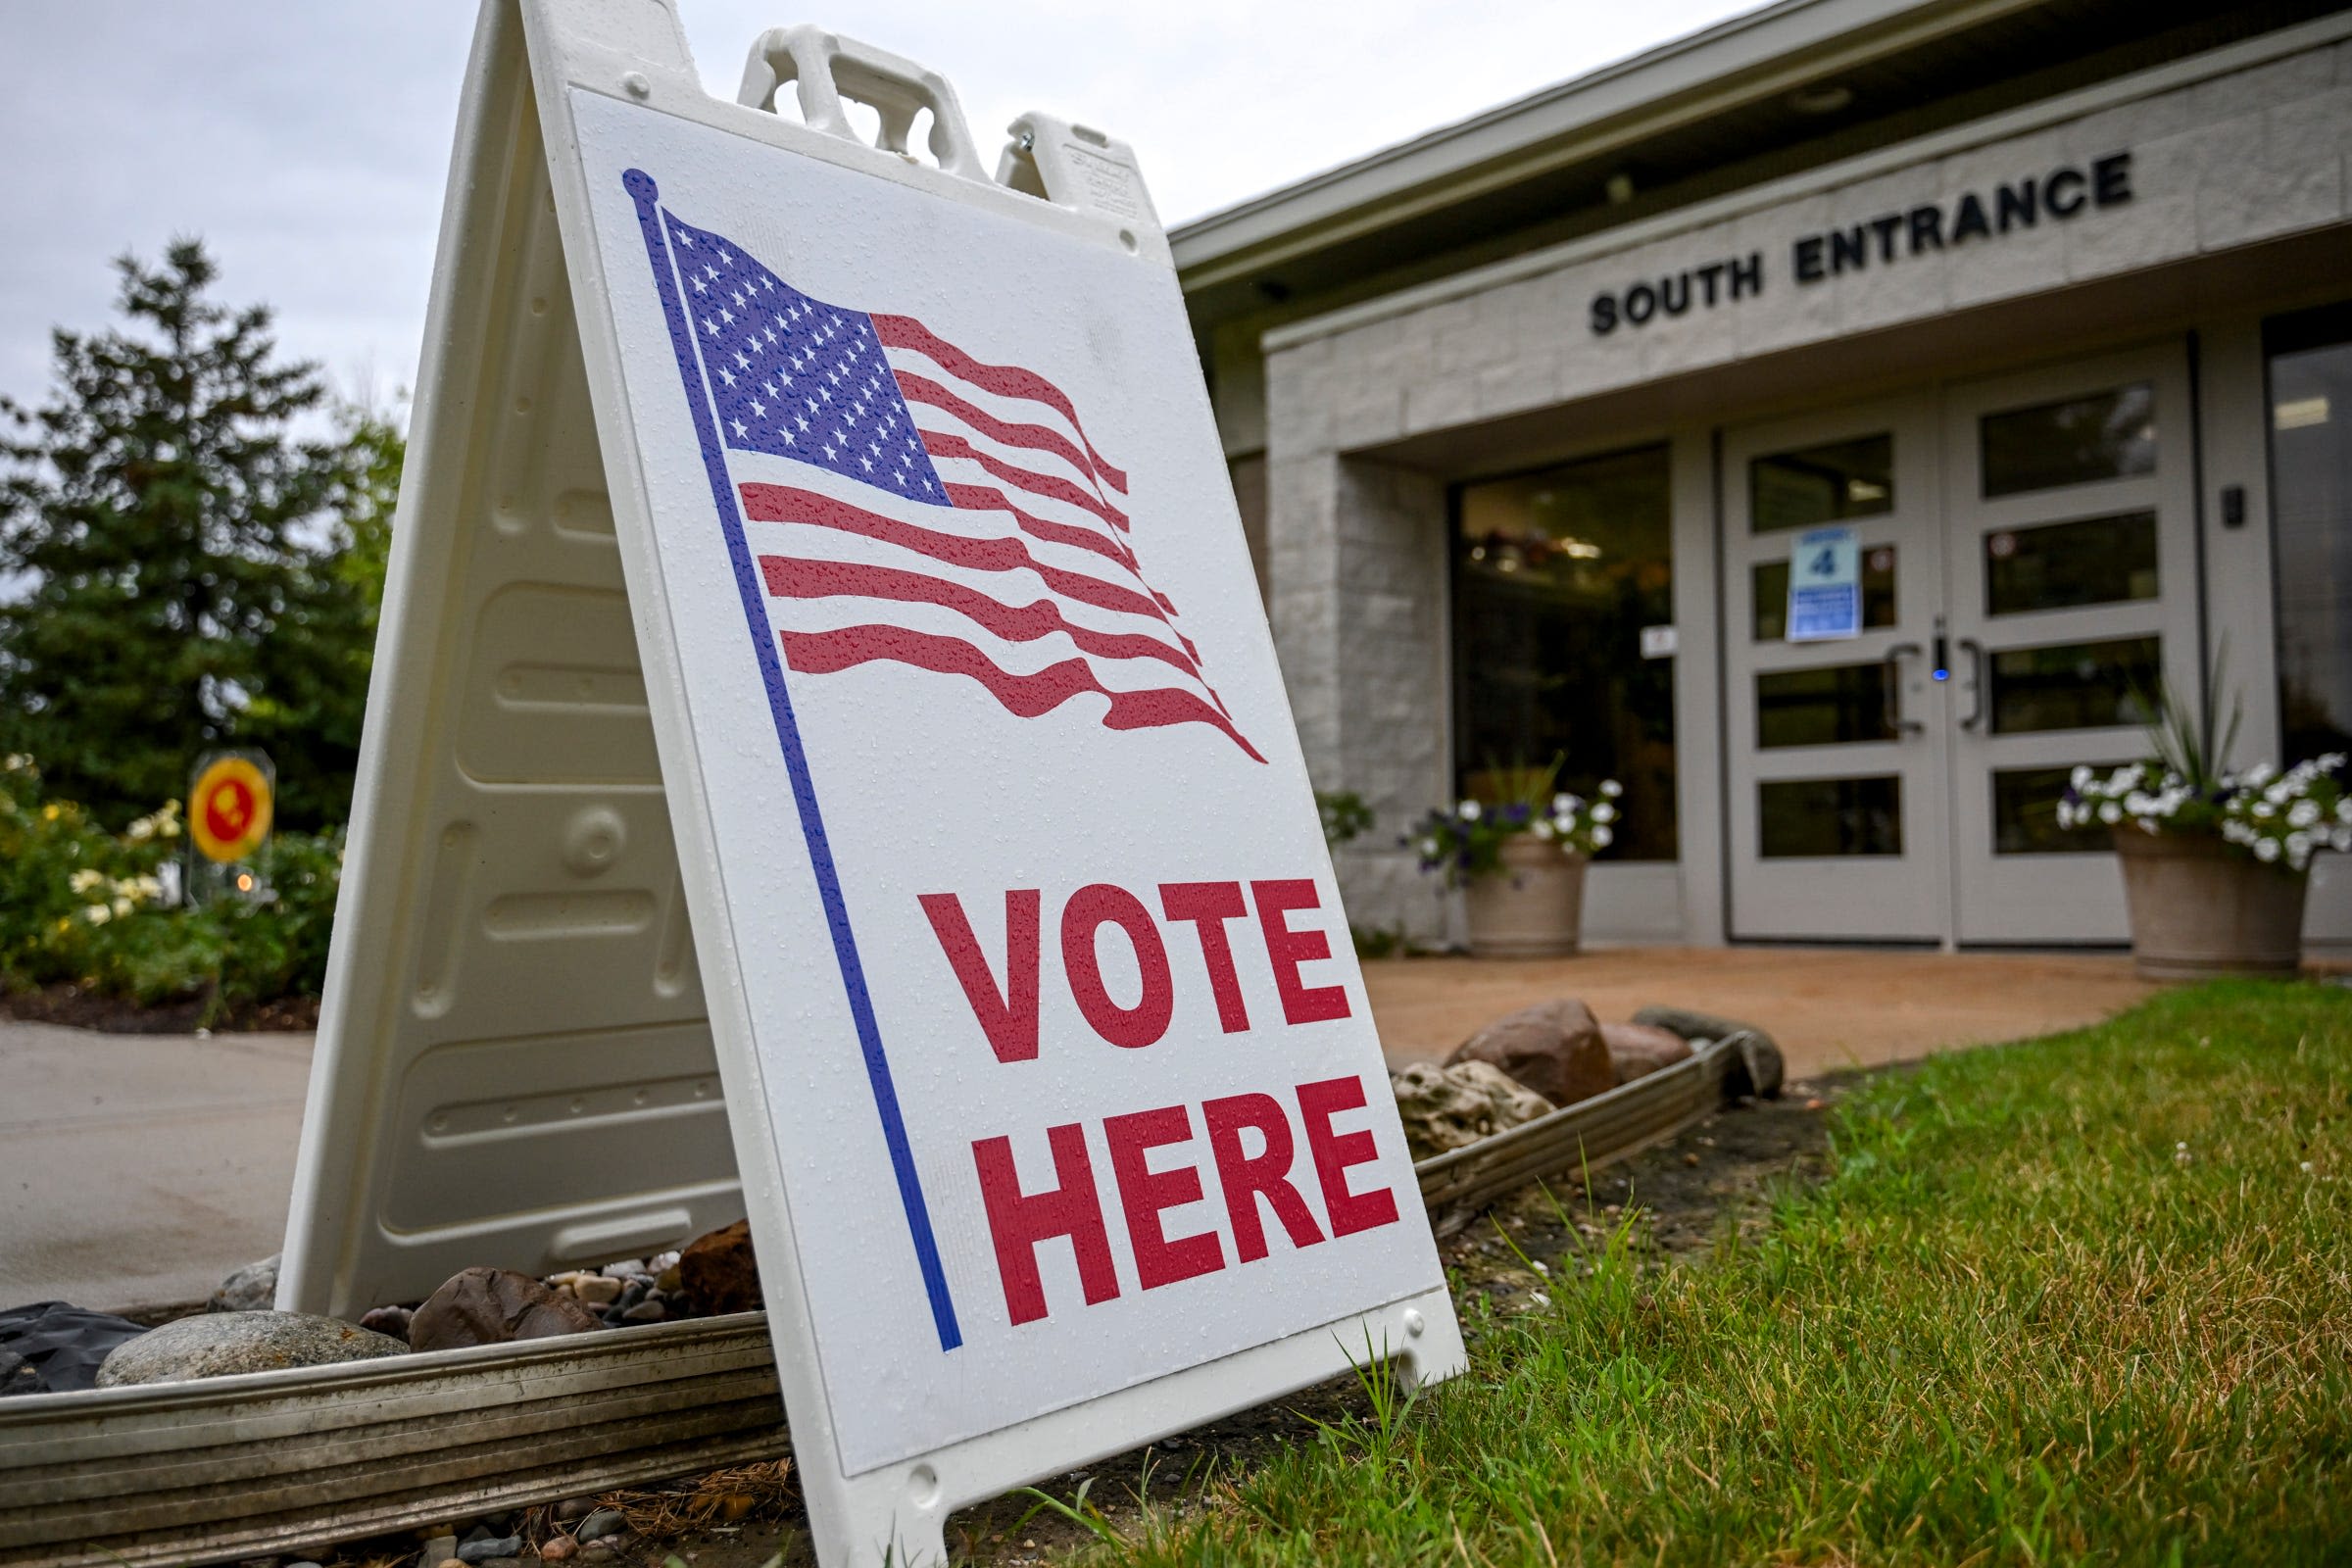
[1177,0,2352,951]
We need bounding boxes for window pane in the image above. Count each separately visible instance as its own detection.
[1760,776,1903,858]
[1991,766,2107,855]
[1453,446,1677,858]
[1750,434,1893,534]
[1755,544,1897,641]
[1757,662,1895,749]
[1987,636,2161,734]
[1984,512,2158,615]
[2268,308,2352,762]
[1981,383,2155,497]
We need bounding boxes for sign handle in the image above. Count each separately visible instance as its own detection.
[736,24,989,184]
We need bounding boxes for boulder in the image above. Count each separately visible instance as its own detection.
[96,1311,408,1387]
[209,1253,280,1313]
[1632,1004,1785,1099]
[1446,998,1616,1107]
[679,1220,762,1316]
[408,1268,602,1352]
[1600,1021,1693,1084]
[1390,1060,1553,1159]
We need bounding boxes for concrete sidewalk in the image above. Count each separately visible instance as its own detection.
[0,1021,312,1313]
[1363,946,2156,1077]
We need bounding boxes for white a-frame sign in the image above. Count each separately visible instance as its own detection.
[279,0,1462,1559]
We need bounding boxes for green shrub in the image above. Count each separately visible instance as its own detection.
[0,754,342,1019]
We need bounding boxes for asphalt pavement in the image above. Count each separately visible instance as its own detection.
[0,1020,313,1313]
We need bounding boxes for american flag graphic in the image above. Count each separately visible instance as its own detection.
[648,204,1263,763]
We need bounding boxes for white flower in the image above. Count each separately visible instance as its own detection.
[1592,803,1617,824]
[1531,819,1555,841]
[1,754,24,771]
[110,896,132,918]
[69,868,104,896]
[2253,801,2276,819]
[2246,762,2277,786]
[1458,800,1482,822]
[2071,764,2094,789]
[2290,800,2322,829]
[1418,838,1440,858]
[1591,825,1613,849]
[2255,837,2281,862]
[1551,793,1574,815]
[126,818,154,842]
[2056,803,2077,829]
[2338,799,2352,824]
[83,905,112,925]
[2099,802,2124,824]
[2334,827,2352,854]
[1599,779,1624,798]
[2287,831,2314,860]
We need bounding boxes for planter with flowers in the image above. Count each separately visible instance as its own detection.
[2057,676,2349,977]
[1410,764,1622,957]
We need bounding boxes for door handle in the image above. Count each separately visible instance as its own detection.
[1957,637,1987,731]
[1883,642,1925,736]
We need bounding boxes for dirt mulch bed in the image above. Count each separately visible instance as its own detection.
[0,982,318,1033]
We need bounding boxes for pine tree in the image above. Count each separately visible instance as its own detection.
[0,239,377,826]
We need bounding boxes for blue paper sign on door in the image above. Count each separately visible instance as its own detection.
[1787,524,1861,642]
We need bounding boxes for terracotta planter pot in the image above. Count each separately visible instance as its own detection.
[2111,827,2308,980]
[1463,836,1588,957]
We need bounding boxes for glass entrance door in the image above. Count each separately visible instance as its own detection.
[1723,397,1950,941]
[1722,345,2197,945]
[1941,347,2199,944]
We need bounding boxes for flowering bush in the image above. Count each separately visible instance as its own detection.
[2060,756,2352,872]
[0,753,344,1019]
[1409,764,1622,889]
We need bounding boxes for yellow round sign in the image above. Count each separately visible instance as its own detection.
[190,756,273,863]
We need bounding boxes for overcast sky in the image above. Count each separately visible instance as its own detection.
[1,1,1763,414]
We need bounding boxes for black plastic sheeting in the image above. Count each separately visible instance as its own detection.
[0,1301,151,1396]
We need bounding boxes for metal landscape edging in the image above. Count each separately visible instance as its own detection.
[0,1035,1745,1567]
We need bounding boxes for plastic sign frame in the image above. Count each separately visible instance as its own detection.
[281,2,1462,1563]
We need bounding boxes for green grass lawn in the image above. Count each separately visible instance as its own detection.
[1080,980,2352,1566]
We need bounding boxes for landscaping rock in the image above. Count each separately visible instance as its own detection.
[619,1298,667,1324]
[455,1540,519,1565]
[1600,1021,1693,1084]
[557,1273,622,1306]
[539,1536,578,1562]
[209,1254,280,1312]
[359,1304,412,1340]
[1446,998,1616,1107]
[1391,1060,1552,1158]
[418,1533,457,1568]
[96,1311,408,1387]
[408,1268,601,1352]
[575,1508,627,1543]
[679,1219,762,1315]
[1632,1005,1785,1099]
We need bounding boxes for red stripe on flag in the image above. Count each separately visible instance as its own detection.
[895,369,1120,500]
[921,430,1129,533]
[760,555,1203,679]
[940,482,1134,570]
[780,624,1264,762]
[741,482,1205,667]
[870,315,1129,495]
